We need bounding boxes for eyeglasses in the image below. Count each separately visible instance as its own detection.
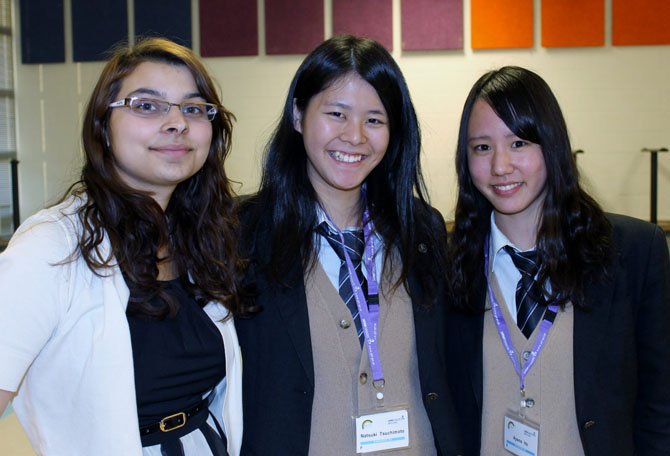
[108,97,219,121]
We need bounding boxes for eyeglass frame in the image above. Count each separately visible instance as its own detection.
[108,96,219,122]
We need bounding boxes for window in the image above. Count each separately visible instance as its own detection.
[0,0,15,238]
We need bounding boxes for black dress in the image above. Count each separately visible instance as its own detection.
[127,278,228,456]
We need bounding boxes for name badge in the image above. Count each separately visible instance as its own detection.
[503,414,539,456]
[355,409,409,454]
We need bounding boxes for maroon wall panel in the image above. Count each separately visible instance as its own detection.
[402,0,463,50]
[332,0,393,50]
[265,0,324,54]
[200,0,258,57]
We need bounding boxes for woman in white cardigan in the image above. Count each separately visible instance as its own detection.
[0,37,247,455]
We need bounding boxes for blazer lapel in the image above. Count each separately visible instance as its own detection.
[275,262,316,388]
[573,272,616,418]
[459,287,486,411]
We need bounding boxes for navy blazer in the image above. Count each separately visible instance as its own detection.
[236,198,464,456]
[445,214,670,456]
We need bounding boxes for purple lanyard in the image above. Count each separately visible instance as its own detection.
[484,237,558,392]
[321,204,384,390]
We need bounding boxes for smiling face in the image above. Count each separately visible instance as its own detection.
[467,99,547,238]
[294,72,390,211]
[108,61,213,209]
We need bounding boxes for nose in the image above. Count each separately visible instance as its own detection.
[162,105,189,134]
[491,148,513,176]
[340,120,367,145]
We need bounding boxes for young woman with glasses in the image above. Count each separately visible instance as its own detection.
[0,37,249,455]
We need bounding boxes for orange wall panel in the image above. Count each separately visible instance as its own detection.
[471,0,533,49]
[613,0,670,45]
[542,0,604,47]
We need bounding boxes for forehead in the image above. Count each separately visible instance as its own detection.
[468,99,511,133]
[313,72,386,111]
[118,61,198,96]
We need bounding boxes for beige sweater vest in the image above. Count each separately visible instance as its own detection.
[304,261,436,455]
[481,274,585,456]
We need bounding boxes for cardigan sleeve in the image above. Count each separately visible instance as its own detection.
[0,212,76,391]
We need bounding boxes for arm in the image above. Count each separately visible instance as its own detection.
[0,213,74,400]
[634,225,670,454]
[0,389,13,416]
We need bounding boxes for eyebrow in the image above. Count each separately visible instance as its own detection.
[468,133,519,142]
[124,88,205,100]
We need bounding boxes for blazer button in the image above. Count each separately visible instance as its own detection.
[425,392,438,402]
[339,319,351,329]
[359,373,368,384]
[418,243,428,253]
[583,420,596,430]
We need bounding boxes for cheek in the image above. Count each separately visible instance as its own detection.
[467,156,489,183]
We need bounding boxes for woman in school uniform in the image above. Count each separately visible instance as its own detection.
[445,66,670,456]
[235,35,463,456]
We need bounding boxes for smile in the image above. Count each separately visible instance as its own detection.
[329,150,364,163]
[493,182,523,192]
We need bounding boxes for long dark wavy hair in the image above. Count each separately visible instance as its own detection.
[67,37,247,318]
[246,35,443,301]
[447,66,613,311]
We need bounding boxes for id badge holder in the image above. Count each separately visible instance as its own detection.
[503,410,540,456]
[354,405,410,454]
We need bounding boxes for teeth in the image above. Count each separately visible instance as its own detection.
[494,183,522,191]
[331,151,363,163]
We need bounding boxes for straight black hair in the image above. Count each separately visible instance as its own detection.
[448,66,612,311]
[247,35,443,301]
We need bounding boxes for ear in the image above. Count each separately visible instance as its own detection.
[292,98,303,134]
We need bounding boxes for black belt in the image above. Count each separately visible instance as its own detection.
[139,398,209,436]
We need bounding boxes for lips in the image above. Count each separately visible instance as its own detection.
[492,182,524,194]
[150,144,192,155]
[329,150,364,163]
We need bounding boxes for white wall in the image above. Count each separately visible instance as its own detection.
[12,0,670,223]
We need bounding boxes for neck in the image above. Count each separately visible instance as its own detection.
[493,211,540,251]
[317,190,364,230]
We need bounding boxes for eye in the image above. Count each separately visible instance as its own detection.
[131,98,162,113]
[367,117,386,126]
[326,111,345,119]
[511,140,528,148]
[472,144,491,153]
[182,103,206,117]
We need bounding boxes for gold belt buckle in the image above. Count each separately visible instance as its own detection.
[159,412,187,432]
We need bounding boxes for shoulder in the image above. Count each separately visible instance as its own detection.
[606,213,667,253]
[235,193,268,253]
[412,199,447,235]
[7,197,84,259]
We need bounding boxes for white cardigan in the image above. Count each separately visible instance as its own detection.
[0,197,243,456]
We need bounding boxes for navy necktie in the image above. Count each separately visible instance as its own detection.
[504,246,547,339]
[317,222,367,347]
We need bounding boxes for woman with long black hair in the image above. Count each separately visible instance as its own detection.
[236,35,462,456]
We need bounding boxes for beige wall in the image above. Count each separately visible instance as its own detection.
[12,0,670,223]
[0,411,34,455]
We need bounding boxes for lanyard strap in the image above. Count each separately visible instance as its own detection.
[320,201,384,387]
[484,237,558,392]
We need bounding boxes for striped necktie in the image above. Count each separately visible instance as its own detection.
[504,246,547,338]
[317,222,367,347]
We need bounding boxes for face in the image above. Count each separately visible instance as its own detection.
[294,72,390,206]
[467,99,547,230]
[108,61,212,209]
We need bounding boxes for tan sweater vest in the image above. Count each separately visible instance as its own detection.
[481,273,585,456]
[304,261,436,455]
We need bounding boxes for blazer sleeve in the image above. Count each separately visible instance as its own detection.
[633,223,670,454]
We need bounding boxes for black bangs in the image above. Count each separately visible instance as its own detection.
[485,85,543,145]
